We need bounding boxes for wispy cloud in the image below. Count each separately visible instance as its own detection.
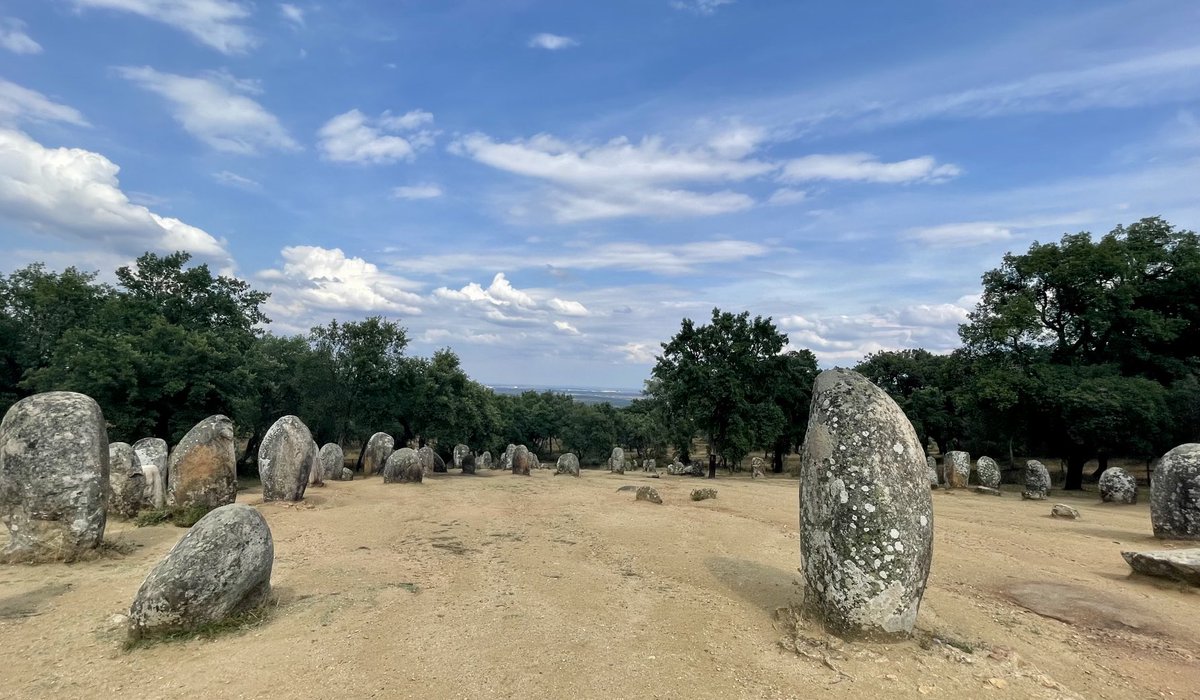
[72,0,255,54]
[669,0,734,16]
[780,153,960,184]
[318,109,435,164]
[0,78,89,126]
[0,17,41,54]
[528,33,577,50]
[118,66,298,154]
[212,170,261,191]
[391,183,443,200]
[279,3,303,27]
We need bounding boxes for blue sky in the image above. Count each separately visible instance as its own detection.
[2,1,1199,388]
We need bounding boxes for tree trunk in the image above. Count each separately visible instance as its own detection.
[1064,451,1090,490]
[1092,451,1110,480]
[1007,438,1015,469]
[679,444,690,464]
[708,452,717,479]
[772,437,786,473]
[238,427,262,478]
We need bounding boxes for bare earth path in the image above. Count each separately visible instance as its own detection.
[1,471,1197,699]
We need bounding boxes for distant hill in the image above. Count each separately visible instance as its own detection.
[486,384,642,408]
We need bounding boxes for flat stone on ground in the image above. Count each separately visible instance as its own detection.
[1121,549,1200,586]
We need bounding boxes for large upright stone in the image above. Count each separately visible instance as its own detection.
[943,451,970,488]
[432,451,447,473]
[417,445,438,474]
[0,392,108,561]
[307,440,324,487]
[128,503,273,641]
[319,443,344,480]
[167,415,237,510]
[975,456,1001,489]
[453,444,471,469]
[610,447,625,474]
[132,437,168,482]
[799,369,934,638]
[512,445,534,476]
[258,416,315,502]
[362,432,394,477]
[1024,460,1051,499]
[1099,467,1138,504]
[556,453,581,477]
[1151,444,1200,539]
[501,444,516,471]
[109,442,146,519]
[461,453,477,475]
[142,464,165,509]
[925,456,939,487]
[383,447,423,483]
[478,451,493,470]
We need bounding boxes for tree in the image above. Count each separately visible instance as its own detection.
[769,350,820,472]
[650,308,788,478]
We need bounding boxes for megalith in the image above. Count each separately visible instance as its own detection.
[258,416,316,502]
[383,447,423,483]
[167,415,237,511]
[319,443,344,481]
[109,441,146,519]
[556,453,581,477]
[512,445,534,476]
[943,451,970,488]
[1099,467,1138,504]
[361,432,394,477]
[1151,444,1200,539]
[975,456,1001,489]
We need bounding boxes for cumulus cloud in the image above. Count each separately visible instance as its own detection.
[0,128,231,267]
[118,66,298,154]
[434,273,535,309]
[619,342,658,363]
[257,246,424,321]
[779,153,961,184]
[318,109,435,164]
[71,0,255,54]
[553,320,581,335]
[391,183,443,200]
[778,301,972,363]
[0,78,89,126]
[548,298,589,316]
[0,17,41,54]
[528,33,578,50]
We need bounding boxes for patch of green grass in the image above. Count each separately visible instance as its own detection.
[691,488,718,501]
[133,503,215,528]
[123,600,275,651]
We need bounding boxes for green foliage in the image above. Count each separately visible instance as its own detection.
[134,503,215,528]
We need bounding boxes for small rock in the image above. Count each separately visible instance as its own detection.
[1051,504,1080,519]
[1121,549,1200,586]
[1021,490,1046,500]
[109,442,147,519]
[986,678,1008,689]
[616,485,636,492]
[974,486,1002,497]
[635,486,662,504]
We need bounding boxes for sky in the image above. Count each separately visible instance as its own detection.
[2,1,1199,388]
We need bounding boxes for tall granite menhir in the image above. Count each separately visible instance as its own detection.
[167,415,237,510]
[258,416,315,502]
[1151,444,1200,539]
[361,433,394,477]
[0,391,109,561]
[799,369,934,638]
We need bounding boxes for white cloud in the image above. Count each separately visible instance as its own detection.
[434,273,535,309]
[528,33,578,50]
[553,320,580,335]
[619,342,658,363]
[420,328,500,345]
[548,298,589,316]
[0,79,88,126]
[118,66,298,154]
[318,109,435,164]
[257,246,424,323]
[906,222,1013,247]
[767,188,807,206]
[779,301,971,363]
[0,128,231,268]
[279,3,303,26]
[71,0,255,54]
[780,153,961,184]
[0,17,41,54]
[669,0,735,15]
[391,183,443,200]
[212,170,261,191]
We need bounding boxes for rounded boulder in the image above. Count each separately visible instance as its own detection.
[556,453,581,477]
[383,448,423,483]
[975,456,1001,488]
[258,416,316,502]
[1151,444,1200,539]
[167,415,237,510]
[362,433,394,477]
[1099,467,1138,504]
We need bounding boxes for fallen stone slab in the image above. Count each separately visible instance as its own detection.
[974,486,1002,497]
[1051,504,1080,519]
[1121,549,1200,586]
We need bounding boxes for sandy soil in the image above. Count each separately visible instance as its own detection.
[1,470,1197,699]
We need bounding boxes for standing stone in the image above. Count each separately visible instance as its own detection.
[610,447,625,474]
[1151,444,1200,539]
[556,453,581,477]
[453,444,471,469]
[975,456,1001,489]
[0,392,108,561]
[109,442,146,519]
[142,464,166,509]
[925,456,939,488]
[132,437,168,485]
[417,445,438,474]
[319,443,344,481]
[751,457,766,479]
[1099,467,1138,504]
[943,451,970,488]
[512,445,534,476]
[926,438,941,458]
[799,369,934,638]
[258,416,316,502]
[432,451,447,473]
[167,415,237,510]
[127,503,273,641]
[461,453,477,475]
[1024,460,1051,499]
[341,467,353,481]
[307,440,324,487]
[501,444,516,471]
[383,447,423,483]
[361,432,394,477]
[644,458,657,473]
[478,451,493,470]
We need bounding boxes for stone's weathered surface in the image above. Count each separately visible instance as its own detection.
[128,504,273,640]
[751,456,766,478]
[1021,490,1047,500]
[1025,460,1052,498]
[1122,549,1200,586]
[258,416,315,502]
[975,456,1001,488]
[974,486,1002,497]
[926,438,941,458]
[341,467,353,481]
[556,453,581,477]
[691,488,717,501]
[308,440,324,487]
[383,448,423,483]
[318,443,344,481]
[1051,504,1080,519]
[512,445,534,476]
[460,453,477,475]
[109,442,146,519]
[142,464,166,509]
[132,437,168,481]
[361,433,394,477]
[799,369,934,639]
[1099,467,1138,504]
[501,444,516,471]
[453,444,470,469]
[925,456,939,488]
[635,486,662,504]
[1151,444,1200,539]
[432,452,447,473]
[415,445,437,475]
[616,485,637,493]
[943,451,970,488]
[610,447,625,474]
[0,392,108,561]
[643,458,657,473]
[667,460,686,475]
[168,415,237,510]
[478,451,493,470]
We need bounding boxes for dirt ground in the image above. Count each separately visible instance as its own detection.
[1,470,1197,699]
